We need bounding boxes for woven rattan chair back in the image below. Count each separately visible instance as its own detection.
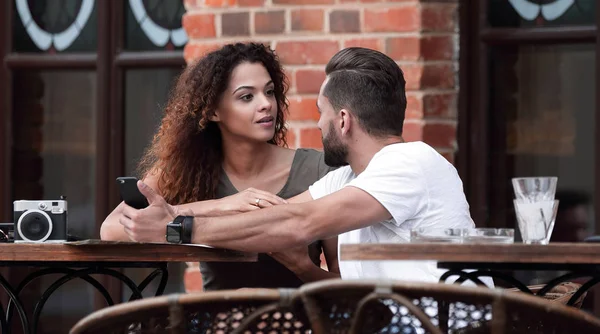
[71,279,600,334]
[69,288,308,334]
[297,279,600,334]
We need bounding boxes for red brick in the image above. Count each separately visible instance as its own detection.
[295,69,326,94]
[285,128,298,148]
[288,97,320,121]
[402,63,423,91]
[364,6,419,33]
[343,38,384,52]
[386,37,420,61]
[276,40,339,65]
[422,122,456,148]
[405,93,423,119]
[183,42,224,62]
[421,63,455,89]
[292,9,324,32]
[299,128,323,149]
[238,0,265,5]
[274,0,334,4]
[421,36,454,60]
[283,67,293,88]
[222,12,250,36]
[440,151,455,164]
[183,267,203,292]
[203,0,236,6]
[184,0,197,7]
[423,93,456,118]
[421,4,457,32]
[330,10,360,33]
[255,11,285,34]
[402,121,423,142]
[182,13,216,38]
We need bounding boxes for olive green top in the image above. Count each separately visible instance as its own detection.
[200,148,335,290]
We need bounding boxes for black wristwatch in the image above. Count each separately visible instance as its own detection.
[166,216,194,244]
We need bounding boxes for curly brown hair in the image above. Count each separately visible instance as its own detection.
[138,43,289,205]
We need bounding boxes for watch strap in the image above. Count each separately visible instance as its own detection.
[181,216,193,244]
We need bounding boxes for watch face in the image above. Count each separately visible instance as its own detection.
[166,225,181,243]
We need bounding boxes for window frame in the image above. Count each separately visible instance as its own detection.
[0,0,185,223]
[0,0,186,311]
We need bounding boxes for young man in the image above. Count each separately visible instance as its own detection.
[113,47,476,283]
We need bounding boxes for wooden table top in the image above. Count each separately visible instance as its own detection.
[340,242,600,264]
[0,240,256,263]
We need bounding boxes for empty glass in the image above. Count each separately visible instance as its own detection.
[410,228,515,244]
[410,228,467,243]
[464,228,515,244]
[514,200,559,244]
[512,177,558,203]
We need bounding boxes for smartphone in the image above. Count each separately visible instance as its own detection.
[116,177,149,209]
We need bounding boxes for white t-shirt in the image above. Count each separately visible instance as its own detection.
[309,141,482,284]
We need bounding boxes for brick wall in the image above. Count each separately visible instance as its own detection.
[182,0,459,291]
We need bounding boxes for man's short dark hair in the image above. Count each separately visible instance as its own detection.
[323,47,407,137]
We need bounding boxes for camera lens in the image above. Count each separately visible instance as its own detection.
[18,211,52,242]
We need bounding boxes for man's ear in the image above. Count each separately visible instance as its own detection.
[339,109,352,136]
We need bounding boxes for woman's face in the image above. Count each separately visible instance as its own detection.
[212,62,278,143]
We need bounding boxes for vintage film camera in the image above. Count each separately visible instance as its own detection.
[13,199,67,243]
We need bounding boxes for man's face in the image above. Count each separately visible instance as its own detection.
[317,78,349,167]
[554,205,590,242]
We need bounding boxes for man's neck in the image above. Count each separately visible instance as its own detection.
[347,136,404,175]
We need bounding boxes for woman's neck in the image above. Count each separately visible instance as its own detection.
[221,138,276,178]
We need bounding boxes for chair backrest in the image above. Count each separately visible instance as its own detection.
[71,279,600,334]
[69,288,309,334]
[506,282,587,308]
[297,279,600,334]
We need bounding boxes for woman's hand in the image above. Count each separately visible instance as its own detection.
[216,188,287,214]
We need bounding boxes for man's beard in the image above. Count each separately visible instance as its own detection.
[323,122,349,167]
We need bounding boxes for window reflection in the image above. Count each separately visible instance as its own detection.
[12,70,97,331]
[488,44,595,238]
[12,70,97,239]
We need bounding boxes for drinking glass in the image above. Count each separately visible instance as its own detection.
[514,199,559,244]
[512,177,558,203]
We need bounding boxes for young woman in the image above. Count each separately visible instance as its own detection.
[101,43,339,290]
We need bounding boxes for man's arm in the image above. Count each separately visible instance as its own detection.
[192,186,391,252]
[268,189,341,281]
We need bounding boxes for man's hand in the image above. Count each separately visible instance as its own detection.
[269,245,313,276]
[118,181,179,242]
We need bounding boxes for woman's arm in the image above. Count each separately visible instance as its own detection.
[178,188,287,217]
[323,236,340,274]
[99,201,131,241]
